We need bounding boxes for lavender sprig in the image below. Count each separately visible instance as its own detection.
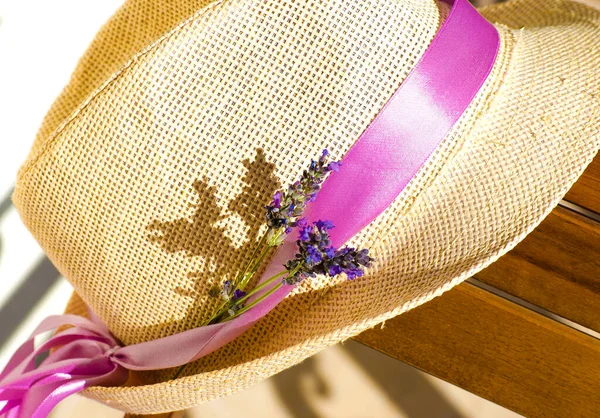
[207,151,371,326]
[219,220,373,323]
[227,150,341,296]
[175,151,365,379]
[265,149,340,245]
[284,220,373,285]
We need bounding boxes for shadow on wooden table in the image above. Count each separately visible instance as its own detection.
[268,341,466,418]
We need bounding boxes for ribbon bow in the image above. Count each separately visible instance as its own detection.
[0,313,128,417]
[0,240,307,418]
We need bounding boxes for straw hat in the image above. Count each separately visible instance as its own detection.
[12,0,600,413]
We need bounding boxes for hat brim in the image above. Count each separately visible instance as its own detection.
[19,0,600,413]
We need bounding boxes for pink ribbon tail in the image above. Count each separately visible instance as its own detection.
[0,315,127,418]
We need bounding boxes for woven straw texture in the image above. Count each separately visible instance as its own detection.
[13,0,600,413]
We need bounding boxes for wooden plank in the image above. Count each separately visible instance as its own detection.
[354,283,600,418]
[474,205,600,332]
[564,155,600,214]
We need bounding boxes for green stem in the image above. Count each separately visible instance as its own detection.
[254,229,283,270]
[238,227,283,290]
[172,364,186,379]
[221,282,283,322]
[172,269,291,378]
[235,231,267,288]
[207,269,287,325]
[171,230,286,379]
[205,300,227,326]
[267,227,284,247]
[238,247,270,290]
[234,270,287,306]
[205,231,269,325]
[223,264,301,322]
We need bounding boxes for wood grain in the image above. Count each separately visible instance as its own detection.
[564,155,600,214]
[354,283,600,418]
[474,205,600,332]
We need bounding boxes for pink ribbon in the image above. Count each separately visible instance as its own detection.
[0,0,499,415]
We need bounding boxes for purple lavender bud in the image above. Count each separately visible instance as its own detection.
[233,289,247,300]
[306,245,322,264]
[264,151,341,238]
[356,249,373,267]
[271,191,282,208]
[219,280,234,300]
[287,203,295,216]
[329,265,343,276]
[285,220,371,286]
[325,246,335,259]
[298,226,311,242]
[328,161,342,172]
[296,217,308,228]
[315,220,335,231]
[335,247,352,258]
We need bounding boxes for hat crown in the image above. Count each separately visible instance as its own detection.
[14,0,443,344]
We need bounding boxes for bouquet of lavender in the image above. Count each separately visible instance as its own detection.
[206,150,373,324]
[171,150,372,379]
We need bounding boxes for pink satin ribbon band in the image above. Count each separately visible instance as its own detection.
[0,0,499,416]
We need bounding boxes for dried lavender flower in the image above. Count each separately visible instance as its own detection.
[283,220,372,285]
[265,150,341,243]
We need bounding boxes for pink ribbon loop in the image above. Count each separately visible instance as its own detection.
[0,314,128,417]
[0,0,499,416]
